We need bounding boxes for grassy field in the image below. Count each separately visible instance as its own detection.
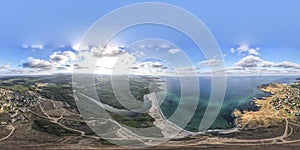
[0,78,31,92]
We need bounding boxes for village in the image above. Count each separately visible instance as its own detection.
[0,88,39,125]
[270,84,300,116]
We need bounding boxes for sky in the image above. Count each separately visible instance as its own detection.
[0,0,300,75]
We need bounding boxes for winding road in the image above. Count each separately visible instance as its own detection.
[0,125,15,142]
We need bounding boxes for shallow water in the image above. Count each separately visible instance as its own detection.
[158,76,298,132]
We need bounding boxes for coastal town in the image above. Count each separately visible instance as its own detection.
[269,83,300,116]
[234,82,300,130]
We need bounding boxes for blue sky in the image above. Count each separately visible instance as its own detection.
[0,0,300,75]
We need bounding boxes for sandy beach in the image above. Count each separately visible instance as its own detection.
[147,92,190,139]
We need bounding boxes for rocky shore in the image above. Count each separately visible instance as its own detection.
[233,82,300,130]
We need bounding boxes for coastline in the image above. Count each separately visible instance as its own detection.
[233,82,299,130]
[147,78,300,136]
[146,92,240,136]
[146,92,191,139]
[148,82,299,135]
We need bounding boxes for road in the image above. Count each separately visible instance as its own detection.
[0,125,15,142]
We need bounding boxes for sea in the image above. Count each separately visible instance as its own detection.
[156,76,299,132]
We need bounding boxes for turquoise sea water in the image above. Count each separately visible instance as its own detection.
[157,76,298,132]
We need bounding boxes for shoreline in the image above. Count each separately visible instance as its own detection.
[146,92,240,136]
[148,80,299,135]
[233,82,299,129]
[146,92,192,139]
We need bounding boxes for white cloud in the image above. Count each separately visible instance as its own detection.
[229,44,300,75]
[22,44,44,50]
[72,43,89,51]
[235,55,263,67]
[21,50,79,74]
[92,45,125,57]
[75,45,128,75]
[230,48,236,53]
[22,57,53,69]
[95,56,119,69]
[131,51,146,58]
[134,61,165,69]
[94,53,136,75]
[0,64,10,70]
[50,51,76,65]
[260,61,275,67]
[248,48,260,55]
[159,44,170,49]
[176,67,199,74]
[273,61,300,69]
[237,45,249,52]
[236,55,300,70]
[168,48,181,54]
[199,58,221,67]
[129,61,171,75]
[31,44,44,49]
[202,66,300,76]
[231,45,260,55]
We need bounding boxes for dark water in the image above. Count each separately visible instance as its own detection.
[157,76,298,132]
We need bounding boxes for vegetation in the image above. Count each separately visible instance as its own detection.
[95,77,153,109]
[0,78,31,92]
[291,84,300,89]
[37,85,76,109]
[99,139,115,145]
[1,75,158,136]
[108,111,155,128]
[59,119,95,135]
[32,118,81,136]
